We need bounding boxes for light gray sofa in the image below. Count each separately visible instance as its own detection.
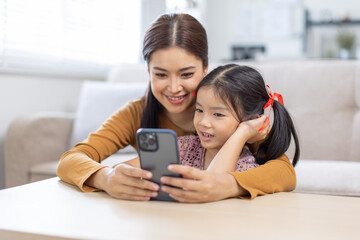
[4,60,360,197]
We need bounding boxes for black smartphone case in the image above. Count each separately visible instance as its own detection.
[136,128,181,201]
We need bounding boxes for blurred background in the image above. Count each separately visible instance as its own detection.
[1,0,359,189]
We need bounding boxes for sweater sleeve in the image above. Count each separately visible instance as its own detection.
[230,154,296,199]
[57,99,143,192]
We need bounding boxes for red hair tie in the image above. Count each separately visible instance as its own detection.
[258,85,284,132]
[192,91,197,97]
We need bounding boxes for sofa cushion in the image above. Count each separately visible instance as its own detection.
[70,81,147,153]
[5,113,74,188]
[232,60,360,162]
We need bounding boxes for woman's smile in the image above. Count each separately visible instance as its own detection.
[165,94,188,104]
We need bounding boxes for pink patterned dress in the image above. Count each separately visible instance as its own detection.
[177,135,258,171]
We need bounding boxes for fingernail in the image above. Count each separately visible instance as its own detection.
[161,177,167,182]
[146,172,151,178]
[168,165,174,170]
[151,192,158,197]
[162,186,168,192]
[144,197,150,201]
[153,184,159,190]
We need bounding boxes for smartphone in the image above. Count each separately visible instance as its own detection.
[136,128,181,201]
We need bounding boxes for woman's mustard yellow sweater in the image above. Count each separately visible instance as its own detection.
[57,99,296,199]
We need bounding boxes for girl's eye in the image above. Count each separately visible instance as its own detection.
[214,113,225,117]
[195,108,203,113]
[155,73,167,78]
[182,72,194,78]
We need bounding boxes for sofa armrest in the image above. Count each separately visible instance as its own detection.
[294,159,360,197]
[4,112,74,188]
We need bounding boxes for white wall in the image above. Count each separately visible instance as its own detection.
[204,0,305,62]
[141,0,166,38]
[204,0,360,62]
[138,0,167,61]
[0,74,86,189]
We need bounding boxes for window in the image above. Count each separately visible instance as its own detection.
[0,0,141,79]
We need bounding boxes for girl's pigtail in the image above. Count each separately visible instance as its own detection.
[256,101,300,166]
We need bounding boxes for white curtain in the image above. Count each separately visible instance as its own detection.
[0,0,141,79]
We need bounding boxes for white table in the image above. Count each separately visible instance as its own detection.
[0,178,359,240]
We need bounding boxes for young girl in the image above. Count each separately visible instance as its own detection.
[57,13,297,202]
[174,64,299,179]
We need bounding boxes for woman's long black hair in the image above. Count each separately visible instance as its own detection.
[196,64,300,166]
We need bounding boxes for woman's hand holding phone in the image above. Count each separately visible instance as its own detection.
[160,165,247,203]
[87,163,159,201]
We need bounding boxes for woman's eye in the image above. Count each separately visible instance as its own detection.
[195,108,203,113]
[155,73,167,78]
[214,113,225,117]
[182,72,194,78]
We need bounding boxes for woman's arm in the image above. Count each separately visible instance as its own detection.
[161,154,296,202]
[230,154,296,199]
[57,100,143,191]
[57,100,161,200]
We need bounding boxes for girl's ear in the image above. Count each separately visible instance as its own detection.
[242,114,261,122]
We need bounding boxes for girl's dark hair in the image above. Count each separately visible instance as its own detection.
[196,64,300,166]
[141,13,208,128]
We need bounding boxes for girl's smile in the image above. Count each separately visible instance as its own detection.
[198,130,214,142]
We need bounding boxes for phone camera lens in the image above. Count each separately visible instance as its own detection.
[148,139,155,145]
[141,142,148,149]
[140,134,147,141]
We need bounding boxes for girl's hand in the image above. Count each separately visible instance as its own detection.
[238,115,268,144]
[160,165,246,203]
[88,164,159,201]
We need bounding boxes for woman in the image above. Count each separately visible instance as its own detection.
[57,13,296,202]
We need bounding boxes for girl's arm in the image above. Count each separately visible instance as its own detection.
[206,127,246,173]
[207,115,267,173]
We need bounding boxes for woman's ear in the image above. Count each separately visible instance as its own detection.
[203,66,208,76]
